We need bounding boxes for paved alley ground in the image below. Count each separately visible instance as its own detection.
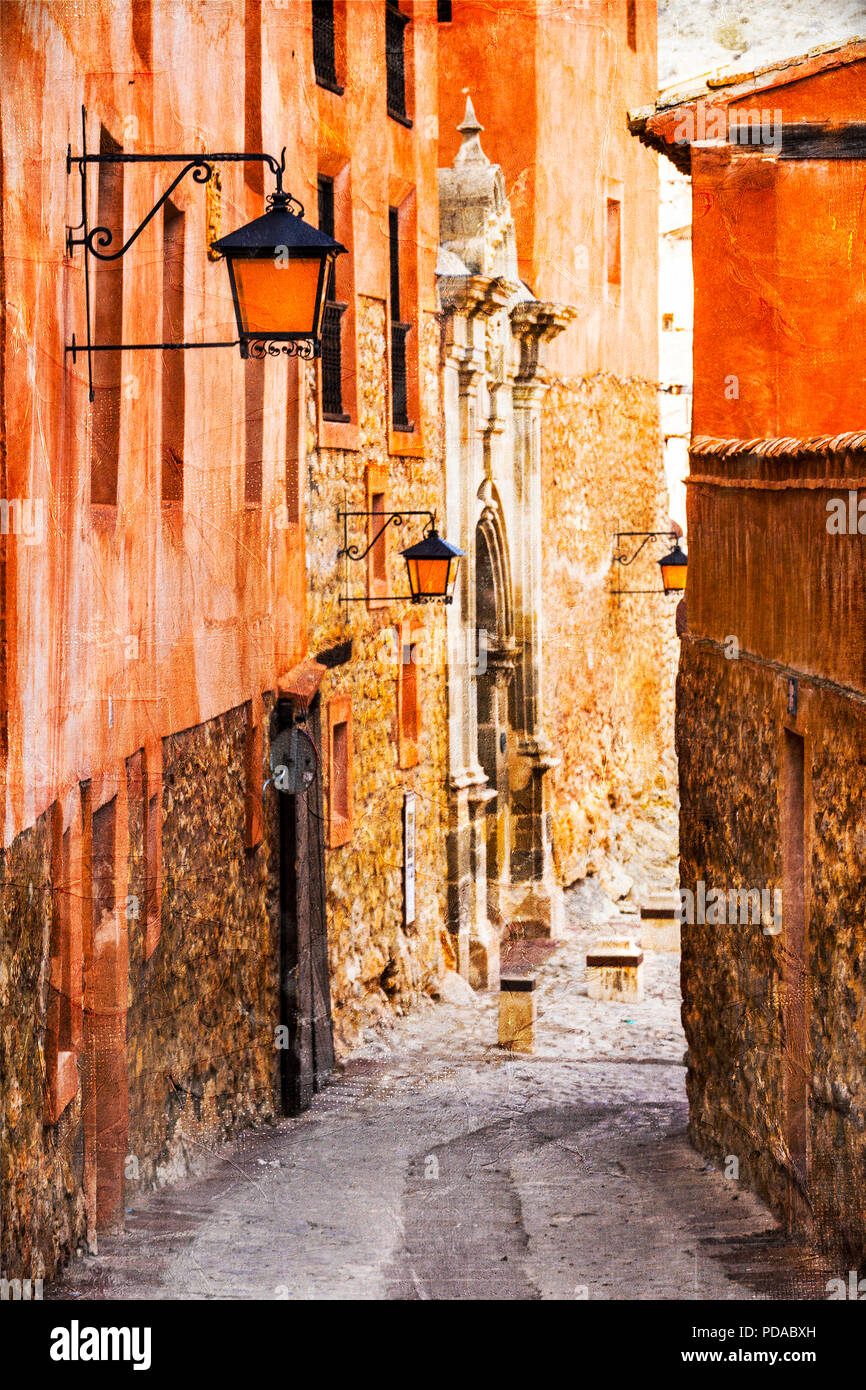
[51,903,838,1301]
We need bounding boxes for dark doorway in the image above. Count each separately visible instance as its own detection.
[83,793,128,1236]
[781,729,808,1191]
[276,697,335,1115]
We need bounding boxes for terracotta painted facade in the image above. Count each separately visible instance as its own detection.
[0,0,449,1282]
[632,39,866,1256]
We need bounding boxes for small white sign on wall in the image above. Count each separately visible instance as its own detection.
[403,791,416,928]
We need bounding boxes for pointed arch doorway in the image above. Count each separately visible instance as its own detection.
[474,509,519,938]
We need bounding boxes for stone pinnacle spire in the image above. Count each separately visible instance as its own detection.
[454,92,488,165]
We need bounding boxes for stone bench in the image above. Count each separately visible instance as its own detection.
[586,939,644,1002]
[639,891,681,952]
[498,973,536,1052]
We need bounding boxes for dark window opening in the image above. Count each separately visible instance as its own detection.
[161,201,185,504]
[318,175,348,421]
[386,0,411,125]
[92,799,117,931]
[332,720,349,821]
[437,0,452,20]
[286,361,302,523]
[389,205,412,431]
[245,0,263,194]
[313,0,343,92]
[131,0,152,63]
[91,127,124,507]
[627,0,637,51]
[401,641,419,744]
[371,492,387,584]
[245,355,265,504]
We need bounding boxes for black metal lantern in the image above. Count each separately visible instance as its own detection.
[658,542,688,595]
[400,529,464,604]
[213,191,346,358]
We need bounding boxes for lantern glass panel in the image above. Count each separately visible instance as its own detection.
[660,561,687,593]
[406,555,450,598]
[231,256,325,337]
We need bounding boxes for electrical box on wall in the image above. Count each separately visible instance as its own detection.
[270,726,317,795]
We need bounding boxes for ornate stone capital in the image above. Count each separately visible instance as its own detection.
[440,273,518,319]
[510,300,578,382]
[517,734,560,772]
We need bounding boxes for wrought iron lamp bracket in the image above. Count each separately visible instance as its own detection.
[610,529,683,596]
[612,530,679,567]
[64,105,301,399]
[337,508,437,605]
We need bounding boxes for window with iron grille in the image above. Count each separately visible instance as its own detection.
[318,176,348,421]
[386,0,411,125]
[313,0,342,92]
[437,0,452,20]
[626,0,637,51]
[389,205,412,431]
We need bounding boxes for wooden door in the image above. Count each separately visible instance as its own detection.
[277,699,334,1115]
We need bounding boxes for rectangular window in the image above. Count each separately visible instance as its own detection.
[332,722,349,820]
[318,175,348,421]
[132,0,152,63]
[92,798,117,932]
[606,197,622,287]
[161,201,185,504]
[371,492,387,585]
[91,127,124,507]
[398,621,420,767]
[313,0,342,91]
[46,805,83,1124]
[437,0,452,20]
[245,0,263,196]
[627,0,637,51]
[662,312,674,331]
[366,465,389,603]
[386,0,411,125]
[143,743,163,960]
[389,205,412,431]
[245,356,265,504]
[327,695,353,846]
[286,360,302,524]
[245,701,263,850]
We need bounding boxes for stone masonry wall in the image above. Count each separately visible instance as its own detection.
[0,814,85,1281]
[678,637,866,1259]
[126,700,279,1198]
[0,700,281,1283]
[305,297,449,1053]
[541,372,679,903]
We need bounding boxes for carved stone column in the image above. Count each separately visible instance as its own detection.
[441,279,510,982]
[506,302,577,937]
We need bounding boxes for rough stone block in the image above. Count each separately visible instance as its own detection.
[640,892,681,952]
[498,976,536,1051]
[586,940,644,1002]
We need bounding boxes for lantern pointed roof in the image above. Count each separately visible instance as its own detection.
[213,199,345,255]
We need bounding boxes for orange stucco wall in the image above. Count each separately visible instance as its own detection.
[691,143,866,440]
[1,0,439,846]
[438,0,658,380]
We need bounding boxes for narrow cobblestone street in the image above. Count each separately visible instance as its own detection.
[51,898,835,1302]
